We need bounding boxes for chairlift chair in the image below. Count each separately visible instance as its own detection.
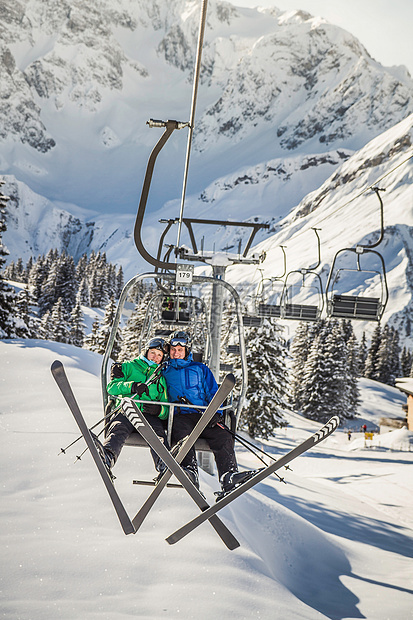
[256,246,287,320]
[280,229,324,321]
[325,188,389,322]
[325,249,388,321]
[280,271,324,320]
[101,273,246,456]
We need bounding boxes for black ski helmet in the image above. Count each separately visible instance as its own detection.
[144,337,166,360]
[169,330,191,358]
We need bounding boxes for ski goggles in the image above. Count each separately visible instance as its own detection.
[170,337,188,347]
[147,338,166,350]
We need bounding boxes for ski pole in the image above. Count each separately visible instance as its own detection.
[59,401,124,455]
[59,414,109,455]
[217,422,287,483]
[74,425,107,463]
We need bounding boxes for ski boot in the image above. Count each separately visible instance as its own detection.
[91,432,116,482]
[215,469,261,501]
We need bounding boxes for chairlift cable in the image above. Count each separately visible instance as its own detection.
[270,151,413,248]
[175,0,209,254]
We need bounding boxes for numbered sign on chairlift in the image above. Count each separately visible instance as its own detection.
[176,264,194,285]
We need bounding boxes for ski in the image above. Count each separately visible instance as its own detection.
[122,374,240,550]
[166,415,340,545]
[127,373,236,533]
[51,360,135,535]
[122,396,240,550]
[132,480,183,488]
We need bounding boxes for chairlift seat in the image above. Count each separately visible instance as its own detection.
[242,315,262,327]
[123,402,236,452]
[125,431,212,452]
[220,363,234,372]
[328,294,381,320]
[258,303,281,318]
[283,304,319,321]
[226,345,240,355]
[161,310,190,323]
[155,328,173,336]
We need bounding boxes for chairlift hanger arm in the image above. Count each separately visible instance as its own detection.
[134,120,189,271]
[363,187,385,249]
[308,227,322,270]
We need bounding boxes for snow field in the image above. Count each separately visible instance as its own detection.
[0,339,412,619]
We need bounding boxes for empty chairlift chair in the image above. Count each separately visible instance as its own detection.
[280,229,324,321]
[325,188,389,322]
[256,247,287,320]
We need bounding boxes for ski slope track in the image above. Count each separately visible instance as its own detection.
[1,339,412,619]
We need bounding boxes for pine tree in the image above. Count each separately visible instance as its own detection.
[299,320,356,423]
[49,298,71,343]
[84,318,100,352]
[24,256,33,282]
[77,275,90,306]
[376,324,392,384]
[115,265,124,298]
[388,327,401,384]
[375,325,401,386]
[89,252,109,308]
[95,296,122,359]
[69,295,86,348]
[119,293,151,360]
[289,321,311,411]
[299,326,330,422]
[401,347,412,377]
[240,318,289,439]
[3,260,16,280]
[38,250,77,316]
[346,331,361,415]
[40,310,52,340]
[15,288,38,338]
[0,183,23,338]
[359,331,368,375]
[364,324,381,380]
[28,254,48,305]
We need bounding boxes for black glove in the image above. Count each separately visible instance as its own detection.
[142,402,162,416]
[110,362,124,380]
[208,412,223,428]
[131,382,149,397]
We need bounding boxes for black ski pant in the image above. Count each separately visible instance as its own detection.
[171,412,237,479]
[103,411,169,472]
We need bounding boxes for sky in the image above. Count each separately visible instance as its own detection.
[234,0,413,77]
[1,338,412,619]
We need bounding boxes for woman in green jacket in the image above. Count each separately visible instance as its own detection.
[98,337,169,475]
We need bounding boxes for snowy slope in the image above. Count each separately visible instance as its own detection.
[1,339,412,619]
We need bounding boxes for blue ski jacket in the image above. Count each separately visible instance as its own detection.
[162,353,218,414]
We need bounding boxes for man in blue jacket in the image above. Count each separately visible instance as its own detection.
[163,330,255,494]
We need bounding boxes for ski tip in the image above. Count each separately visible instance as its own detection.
[51,360,63,372]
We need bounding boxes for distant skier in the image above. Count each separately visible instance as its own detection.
[163,330,256,494]
[95,337,170,476]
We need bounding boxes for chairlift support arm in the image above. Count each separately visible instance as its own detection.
[134,120,189,271]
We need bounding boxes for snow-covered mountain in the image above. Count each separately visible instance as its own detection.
[1,0,413,344]
[1,0,412,212]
